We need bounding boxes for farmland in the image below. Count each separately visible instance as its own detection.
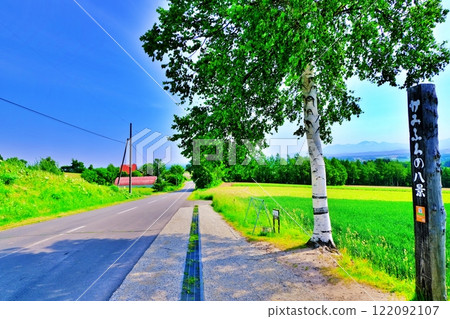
[191,183,450,298]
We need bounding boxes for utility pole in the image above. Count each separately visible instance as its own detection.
[407,84,446,300]
[129,123,132,194]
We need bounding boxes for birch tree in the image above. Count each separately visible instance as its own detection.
[142,0,450,247]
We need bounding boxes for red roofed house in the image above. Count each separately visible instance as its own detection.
[115,176,157,187]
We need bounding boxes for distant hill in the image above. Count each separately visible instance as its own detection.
[323,139,450,162]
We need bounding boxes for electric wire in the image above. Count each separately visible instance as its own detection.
[72,0,181,108]
[0,97,125,144]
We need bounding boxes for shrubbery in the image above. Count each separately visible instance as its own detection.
[0,173,17,185]
[36,157,63,175]
[81,166,118,185]
[191,163,222,189]
[61,159,86,173]
[153,176,169,192]
[5,157,27,169]
[150,163,186,192]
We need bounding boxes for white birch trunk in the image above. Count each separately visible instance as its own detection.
[302,65,336,247]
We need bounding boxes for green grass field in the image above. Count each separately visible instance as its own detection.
[0,160,154,230]
[191,183,450,299]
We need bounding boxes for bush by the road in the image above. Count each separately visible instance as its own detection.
[35,157,63,175]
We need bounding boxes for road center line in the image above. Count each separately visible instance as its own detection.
[67,226,86,233]
[116,207,138,215]
[147,200,158,204]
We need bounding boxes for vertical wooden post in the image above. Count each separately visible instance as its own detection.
[407,84,447,301]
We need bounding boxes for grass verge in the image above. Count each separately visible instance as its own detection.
[0,160,156,230]
[190,182,450,299]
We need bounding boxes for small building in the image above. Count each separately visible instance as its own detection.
[115,176,157,187]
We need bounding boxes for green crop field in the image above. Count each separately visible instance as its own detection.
[0,160,154,230]
[191,183,450,299]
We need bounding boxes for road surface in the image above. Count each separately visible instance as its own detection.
[0,182,194,301]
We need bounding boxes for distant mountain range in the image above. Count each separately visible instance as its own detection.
[322,139,450,161]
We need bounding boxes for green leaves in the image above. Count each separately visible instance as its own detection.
[142,0,450,154]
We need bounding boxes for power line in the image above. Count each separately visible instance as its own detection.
[72,0,181,107]
[0,97,125,144]
[0,18,130,127]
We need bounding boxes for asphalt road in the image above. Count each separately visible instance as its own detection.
[0,182,194,301]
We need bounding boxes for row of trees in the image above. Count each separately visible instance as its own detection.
[1,155,187,192]
[187,154,450,188]
[64,158,186,190]
[3,154,448,188]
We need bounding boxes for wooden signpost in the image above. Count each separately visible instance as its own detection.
[407,84,447,301]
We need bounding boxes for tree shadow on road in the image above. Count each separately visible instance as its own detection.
[0,235,158,301]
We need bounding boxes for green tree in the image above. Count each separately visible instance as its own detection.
[326,158,348,186]
[81,168,98,184]
[342,160,361,185]
[5,157,27,168]
[143,0,450,246]
[107,164,119,180]
[94,168,112,185]
[62,159,86,173]
[132,170,143,177]
[442,167,450,188]
[153,159,166,177]
[191,157,224,189]
[169,164,185,176]
[168,164,186,185]
[38,157,62,175]
[153,175,169,191]
[140,163,154,176]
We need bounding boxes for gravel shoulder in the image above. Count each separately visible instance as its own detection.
[199,204,399,301]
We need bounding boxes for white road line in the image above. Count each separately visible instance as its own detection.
[147,200,158,204]
[76,186,191,301]
[116,207,138,215]
[66,226,86,233]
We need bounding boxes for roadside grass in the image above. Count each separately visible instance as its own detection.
[0,161,155,230]
[190,183,450,299]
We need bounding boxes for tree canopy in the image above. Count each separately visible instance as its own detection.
[142,0,450,155]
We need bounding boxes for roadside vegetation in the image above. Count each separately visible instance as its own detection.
[151,160,187,192]
[0,156,185,230]
[187,153,450,189]
[69,157,186,192]
[190,183,450,299]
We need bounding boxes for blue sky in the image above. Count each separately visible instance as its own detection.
[1,0,450,167]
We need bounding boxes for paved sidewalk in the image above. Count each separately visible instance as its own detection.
[110,206,193,301]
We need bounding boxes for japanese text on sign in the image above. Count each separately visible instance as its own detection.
[409,99,427,223]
